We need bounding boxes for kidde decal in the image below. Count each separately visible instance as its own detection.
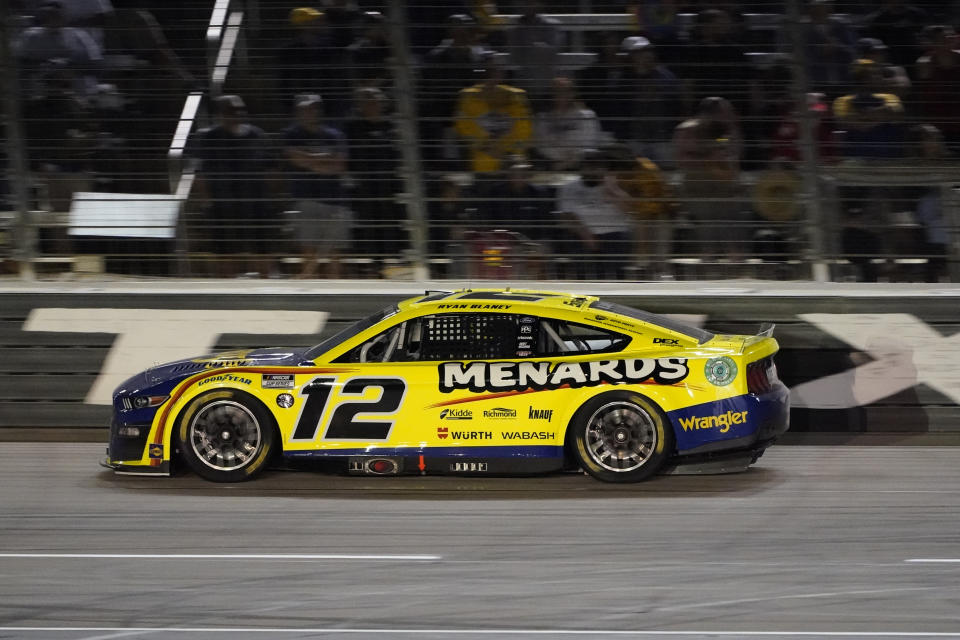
[440,408,472,420]
[678,410,748,433]
[438,358,689,393]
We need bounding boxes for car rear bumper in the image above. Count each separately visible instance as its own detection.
[670,383,790,456]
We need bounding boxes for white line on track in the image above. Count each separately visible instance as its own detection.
[0,553,440,561]
[4,628,960,637]
[74,632,159,640]
[905,558,960,563]
[652,586,936,613]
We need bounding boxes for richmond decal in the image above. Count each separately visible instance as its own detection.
[438,358,689,393]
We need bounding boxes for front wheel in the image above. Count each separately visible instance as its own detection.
[177,389,277,482]
[569,391,673,483]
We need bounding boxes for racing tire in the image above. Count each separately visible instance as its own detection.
[176,389,277,482]
[568,391,674,483]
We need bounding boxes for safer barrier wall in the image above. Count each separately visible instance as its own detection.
[2,282,958,434]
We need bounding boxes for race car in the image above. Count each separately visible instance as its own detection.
[103,289,789,483]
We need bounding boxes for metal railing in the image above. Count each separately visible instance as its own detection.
[2,0,958,281]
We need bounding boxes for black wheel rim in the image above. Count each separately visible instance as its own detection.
[584,401,657,472]
[190,400,262,472]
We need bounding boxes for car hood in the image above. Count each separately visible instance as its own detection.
[145,347,309,385]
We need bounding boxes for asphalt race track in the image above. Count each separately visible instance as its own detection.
[1,443,959,639]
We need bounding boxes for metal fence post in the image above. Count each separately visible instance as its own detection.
[942,182,960,283]
[387,0,430,281]
[0,6,36,280]
[785,0,829,282]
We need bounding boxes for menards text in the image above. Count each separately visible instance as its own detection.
[438,358,689,393]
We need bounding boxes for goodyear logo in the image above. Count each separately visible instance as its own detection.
[200,373,252,387]
[678,410,748,434]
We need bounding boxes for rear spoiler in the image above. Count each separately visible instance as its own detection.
[743,323,776,350]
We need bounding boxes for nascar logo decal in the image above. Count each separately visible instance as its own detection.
[438,358,689,394]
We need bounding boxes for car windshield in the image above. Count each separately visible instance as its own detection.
[588,300,715,344]
[305,305,399,360]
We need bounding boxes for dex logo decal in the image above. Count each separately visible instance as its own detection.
[791,313,960,408]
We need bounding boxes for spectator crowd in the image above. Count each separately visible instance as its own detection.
[7,0,960,281]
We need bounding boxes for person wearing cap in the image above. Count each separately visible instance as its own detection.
[282,93,351,278]
[617,35,681,165]
[190,95,274,276]
[454,53,533,173]
[857,37,910,97]
[832,59,905,160]
[276,7,350,118]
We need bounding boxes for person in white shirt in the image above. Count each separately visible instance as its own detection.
[534,76,604,172]
[556,149,634,279]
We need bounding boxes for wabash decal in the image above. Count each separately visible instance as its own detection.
[438,358,689,393]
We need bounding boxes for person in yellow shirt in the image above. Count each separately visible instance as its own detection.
[604,144,676,275]
[832,59,904,159]
[454,55,533,173]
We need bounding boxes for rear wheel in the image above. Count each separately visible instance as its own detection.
[177,389,277,482]
[569,391,673,483]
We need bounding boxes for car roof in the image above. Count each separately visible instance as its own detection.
[399,289,714,344]
[400,289,596,311]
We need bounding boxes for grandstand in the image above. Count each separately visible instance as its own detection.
[1,0,958,281]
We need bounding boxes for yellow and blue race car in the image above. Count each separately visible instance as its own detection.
[104,289,789,483]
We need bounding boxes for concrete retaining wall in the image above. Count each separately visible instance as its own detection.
[2,281,958,435]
